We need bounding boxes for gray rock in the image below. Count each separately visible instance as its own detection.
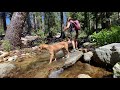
[0,63,16,78]
[84,51,93,63]
[93,43,120,66]
[64,51,83,67]
[113,62,120,78]
[48,68,64,78]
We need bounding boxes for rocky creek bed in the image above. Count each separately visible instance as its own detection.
[0,43,115,78]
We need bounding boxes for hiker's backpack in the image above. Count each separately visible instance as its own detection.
[70,20,81,30]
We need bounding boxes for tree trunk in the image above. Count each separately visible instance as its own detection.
[41,12,45,32]
[26,13,32,35]
[4,12,28,49]
[106,12,111,29]
[101,12,106,29]
[95,12,98,32]
[9,12,13,20]
[60,12,65,39]
[84,12,88,28]
[32,13,37,32]
[2,12,7,32]
[118,12,119,19]
[88,12,91,34]
[0,17,3,28]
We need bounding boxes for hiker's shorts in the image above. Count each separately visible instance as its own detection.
[64,30,77,40]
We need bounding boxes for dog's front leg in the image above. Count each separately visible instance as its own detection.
[65,48,69,58]
[66,49,70,58]
[62,49,66,58]
[49,53,54,64]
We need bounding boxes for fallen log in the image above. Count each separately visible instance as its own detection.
[21,35,40,47]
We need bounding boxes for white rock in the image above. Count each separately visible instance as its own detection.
[8,55,18,62]
[113,62,120,78]
[78,74,92,78]
[32,46,39,51]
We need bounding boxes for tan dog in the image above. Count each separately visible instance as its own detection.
[39,41,69,64]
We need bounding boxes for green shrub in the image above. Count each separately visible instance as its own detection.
[0,28,4,35]
[90,25,120,46]
[2,40,12,51]
[78,30,87,39]
[50,27,58,36]
[31,29,46,39]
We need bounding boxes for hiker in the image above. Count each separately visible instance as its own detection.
[63,17,81,52]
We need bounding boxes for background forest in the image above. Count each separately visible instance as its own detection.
[0,12,120,51]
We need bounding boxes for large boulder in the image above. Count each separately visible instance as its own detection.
[83,51,93,63]
[113,62,120,78]
[93,43,120,66]
[63,50,83,68]
[0,63,16,78]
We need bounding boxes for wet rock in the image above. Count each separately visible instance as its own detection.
[48,68,64,78]
[83,51,93,63]
[78,74,92,78]
[63,51,83,68]
[93,43,120,66]
[0,63,16,78]
[113,62,120,78]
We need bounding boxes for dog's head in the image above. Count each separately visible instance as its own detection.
[38,44,49,51]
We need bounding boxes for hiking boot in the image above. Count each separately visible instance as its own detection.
[71,48,77,52]
[76,47,78,50]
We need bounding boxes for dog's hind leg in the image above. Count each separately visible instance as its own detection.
[64,43,69,58]
[62,49,66,58]
[64,48,69,58]
[54,53,57,61]
[66,51,69,58]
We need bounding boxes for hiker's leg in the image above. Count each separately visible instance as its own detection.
[71,31,76,50]
[75,40,78,49]
[75,30,79,49]
[71,40,76,50]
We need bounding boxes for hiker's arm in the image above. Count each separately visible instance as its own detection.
[64,22,70,31]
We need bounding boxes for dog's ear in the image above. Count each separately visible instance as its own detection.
[38,45,42,51]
